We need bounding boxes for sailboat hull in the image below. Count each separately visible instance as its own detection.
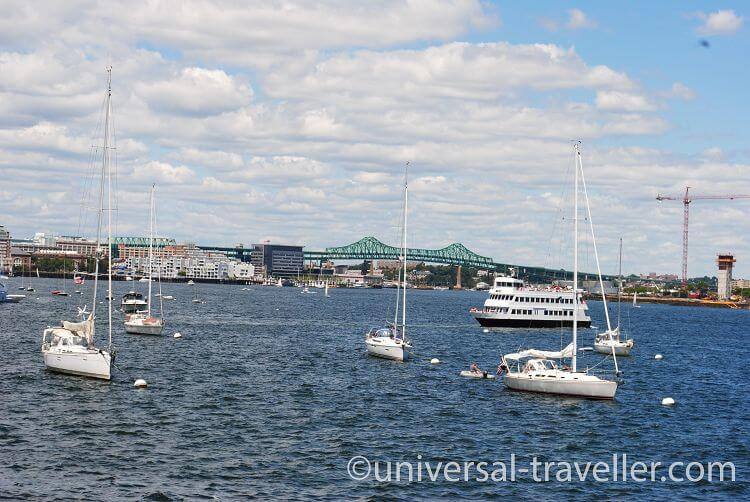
[43,350,111,380]
[503,373,617,399]
[594,341,633,356]
[124,320,164,335]
[365,339,409,361]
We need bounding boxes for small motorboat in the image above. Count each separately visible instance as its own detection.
[52,290,70,297]
[460,370,496,379]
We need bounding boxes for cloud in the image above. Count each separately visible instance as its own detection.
[662,82,696,101]
[595,91,657,112]
[539,9,597,32]
[264,42,635,104]
[566,8,597,30]
[135,67,252,116]
[130,160,196,184]
[695,9,743,35]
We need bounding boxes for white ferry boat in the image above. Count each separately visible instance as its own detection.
[470,276,591,328]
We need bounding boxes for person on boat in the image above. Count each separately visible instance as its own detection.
[496,363,507,376]
[470,362,481,374]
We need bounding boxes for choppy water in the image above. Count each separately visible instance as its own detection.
[0,278,747,500]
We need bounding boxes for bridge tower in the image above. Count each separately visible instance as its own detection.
[455,265,462,289]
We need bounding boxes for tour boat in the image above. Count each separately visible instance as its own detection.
[365,163,412,362]
[501,143,619,399]
[42,68,117,380]
[470,274,591,328]
[124,185,165,335]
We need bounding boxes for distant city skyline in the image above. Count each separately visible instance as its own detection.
[0,1,748,277]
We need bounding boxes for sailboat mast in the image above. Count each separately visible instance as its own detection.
[617,237,622,329]
[105,67,113,349]
[401,162,408,336]
[572,144,579,373]
[147,184,154,313]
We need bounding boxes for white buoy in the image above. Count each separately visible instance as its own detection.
[430,358,440,364]
[173,332,182,339]
[655,354,663,360]
[661,397,675,406]
[134,378,148,388]
[482,328,489,333]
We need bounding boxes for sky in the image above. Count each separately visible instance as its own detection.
[0,1,748,277]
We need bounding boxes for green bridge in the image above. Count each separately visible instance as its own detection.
[304,236,611,282]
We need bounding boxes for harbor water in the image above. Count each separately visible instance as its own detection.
[0,278,747,499]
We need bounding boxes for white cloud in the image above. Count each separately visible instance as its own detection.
[695,9,743,35]
[131,160,196,184]
[663,82,696,101]
[595,91,657,112]
[566,8,597,30]
[135,67,252,116]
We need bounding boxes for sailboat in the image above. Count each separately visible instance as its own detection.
[632,291,640,308]
[125,184,165,335]
[28,267,39,292]
[41,67,116,380]
[365,163,412,361]
[594,238,634,356]
[501,143,618,399]
[51,254,70,296]
[324,280,330,298]
[191,280,205,304]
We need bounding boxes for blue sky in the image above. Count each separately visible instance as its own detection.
[0,1,747,277]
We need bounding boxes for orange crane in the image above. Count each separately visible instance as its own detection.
[656,187,750,285]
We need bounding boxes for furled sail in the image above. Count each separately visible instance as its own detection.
[504,342,574,361]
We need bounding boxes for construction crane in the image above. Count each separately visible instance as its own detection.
[656,187,750,285]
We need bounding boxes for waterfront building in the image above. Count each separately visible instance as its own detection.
[0,226,11,274]
[251,243,304,277]
[122,243,255,280]
[10,247,32,269]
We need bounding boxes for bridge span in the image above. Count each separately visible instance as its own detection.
[304,236,612,282]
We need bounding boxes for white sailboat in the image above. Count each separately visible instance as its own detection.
[632,291,640,308]
[501,143,618,399]
[191,280,205,304]
[594,238,634,356]
[125,184,165,335]
[365,163,412,361]
[41,67,116,380]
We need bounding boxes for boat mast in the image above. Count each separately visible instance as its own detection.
[572,143,579,373]
[402,162,408,336]
[147,183,154,314]
[105,66,113,349]
[617,237,622,330]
